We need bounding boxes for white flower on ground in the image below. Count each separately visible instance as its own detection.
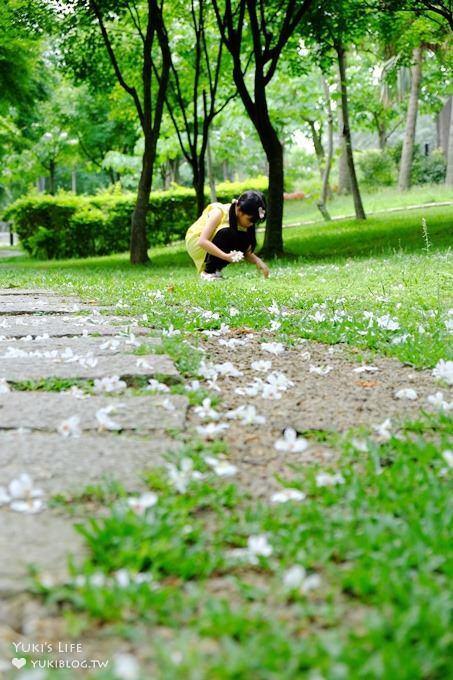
[100,338,120,350]
[65,385,90,399]
[432,359,453,385]
[309,365,333,376]
[93,375,127,394]
[219,337,247,348]
[193,398,220,420]
[352,365,379,373]
[251,359,272,372]
[127,492,158,515]
[0,378,10,393]
[300,351,311,361]
[57,415,81,438]
[162,398,176,411]
[112,652,140,680]
[196,422,229,439]
[247,535,273,561]
[308,311,326,323]
[395,388,418,400]
[147,378,170,392]
[266,371,294,391]
[166,457,204,493]
[442,450,453,468]
[373,417,392,441]
[8,473,44,514]
[316,471,345,487]
[282,565,321,593]
[204,455,238,477]
[185,379,201,391]
[271,488,306,503]
[213,361,243,377]
[235,379,263,397]
[136,358,154,369]
[198,360,219,381]
[426,392,453,411]
[226,404,266,425]
[229,306,239,317]
[376,315,400,331]
[351,438,369,453]
[162,324,181,337]
[261,342,285,355]
[267,300,280,315]
[275,428,309,453]
[269,320,281,332]
[96,407,122,431]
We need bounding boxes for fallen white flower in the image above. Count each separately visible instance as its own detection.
[351,438,369,453]
[96,408,122,431]
[226,404,266,425]
[213,361,243,377]
[196,422,229,439]
[8,473,44,514]
[166,457,205,493]
[271,488,306,503]
[432,359,453,385]
[274,428,309,453]
[112,652,140,680]
[426,392,453,412]
[309,365,333,376]
[127,492,158,515]
[147,378,170,392]
[204,455,238,477]
[94,375,127,394]
[252,360,272,372]
[373,417,392,440]
[266,371,294,391]
[230,249,244,263]
[162,398,176,411]
[376,315,400,331]
[261,342,285,355]
[352,365,379,373]
[194,398,220,420]
[315,471,345,487]
[0,378,10,393]
[282,565,321,593]
[57,415,81,438]
[395,388,418,400]
[442,450,453,468]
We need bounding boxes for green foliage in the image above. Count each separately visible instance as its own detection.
[411,148,447,185]
[3,177,269,259]
[357,149,397,189]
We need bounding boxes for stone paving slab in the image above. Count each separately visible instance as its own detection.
[0,354,178,382]
[0,432,182,592]
[0,334,160,356]
[0,512,86,594]
[0,393,188,432]
[0,297,97,314]
[0,315,150,338]
[0,288,61,296]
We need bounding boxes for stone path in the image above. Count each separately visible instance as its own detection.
[0,289,187,594]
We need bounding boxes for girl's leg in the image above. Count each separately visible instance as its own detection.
[204,228,238,273]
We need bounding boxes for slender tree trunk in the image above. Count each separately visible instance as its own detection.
[307,119,325,178]
[192,159,206,216]
[71,169,77,193]
[49,160,56,195]
[336,63,351,195]
[317,75,333,221]
[398,46,423,191]
[261,128,284,257]
[336,43,366,220]
[207,134,217,202]
[130,139,154,264]
[445,98,453,186]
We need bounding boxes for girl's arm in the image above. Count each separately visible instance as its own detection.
[244,249,270,277]
[198,208,234,263]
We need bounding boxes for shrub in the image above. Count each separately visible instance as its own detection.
[357,149,397,189]
[2,177,269,259]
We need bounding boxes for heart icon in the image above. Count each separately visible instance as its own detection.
[12,658,26,669]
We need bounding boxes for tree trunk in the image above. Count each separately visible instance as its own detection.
[130,141,153,264]
[261,128,284,257]
[307,119,325,178]
[192,158,206,216]
[207,134,217,202]
[336,62,351,195]
[336,43,366,220]
[49,160,56,196]
[398,46,423,191]
[317,75,333,221]
[445,98,453,186]
[71,169,77,193]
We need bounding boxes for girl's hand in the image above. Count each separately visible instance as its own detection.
[257,261,270,278]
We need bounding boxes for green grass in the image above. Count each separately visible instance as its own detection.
[1,196,452,680]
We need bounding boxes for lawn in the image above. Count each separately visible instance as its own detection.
[0,196,452,680]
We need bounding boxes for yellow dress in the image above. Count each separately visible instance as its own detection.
[185,202,230,273]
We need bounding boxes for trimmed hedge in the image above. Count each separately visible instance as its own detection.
[3,177,268,259]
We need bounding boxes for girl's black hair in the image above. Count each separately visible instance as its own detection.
[228,190,266,252]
